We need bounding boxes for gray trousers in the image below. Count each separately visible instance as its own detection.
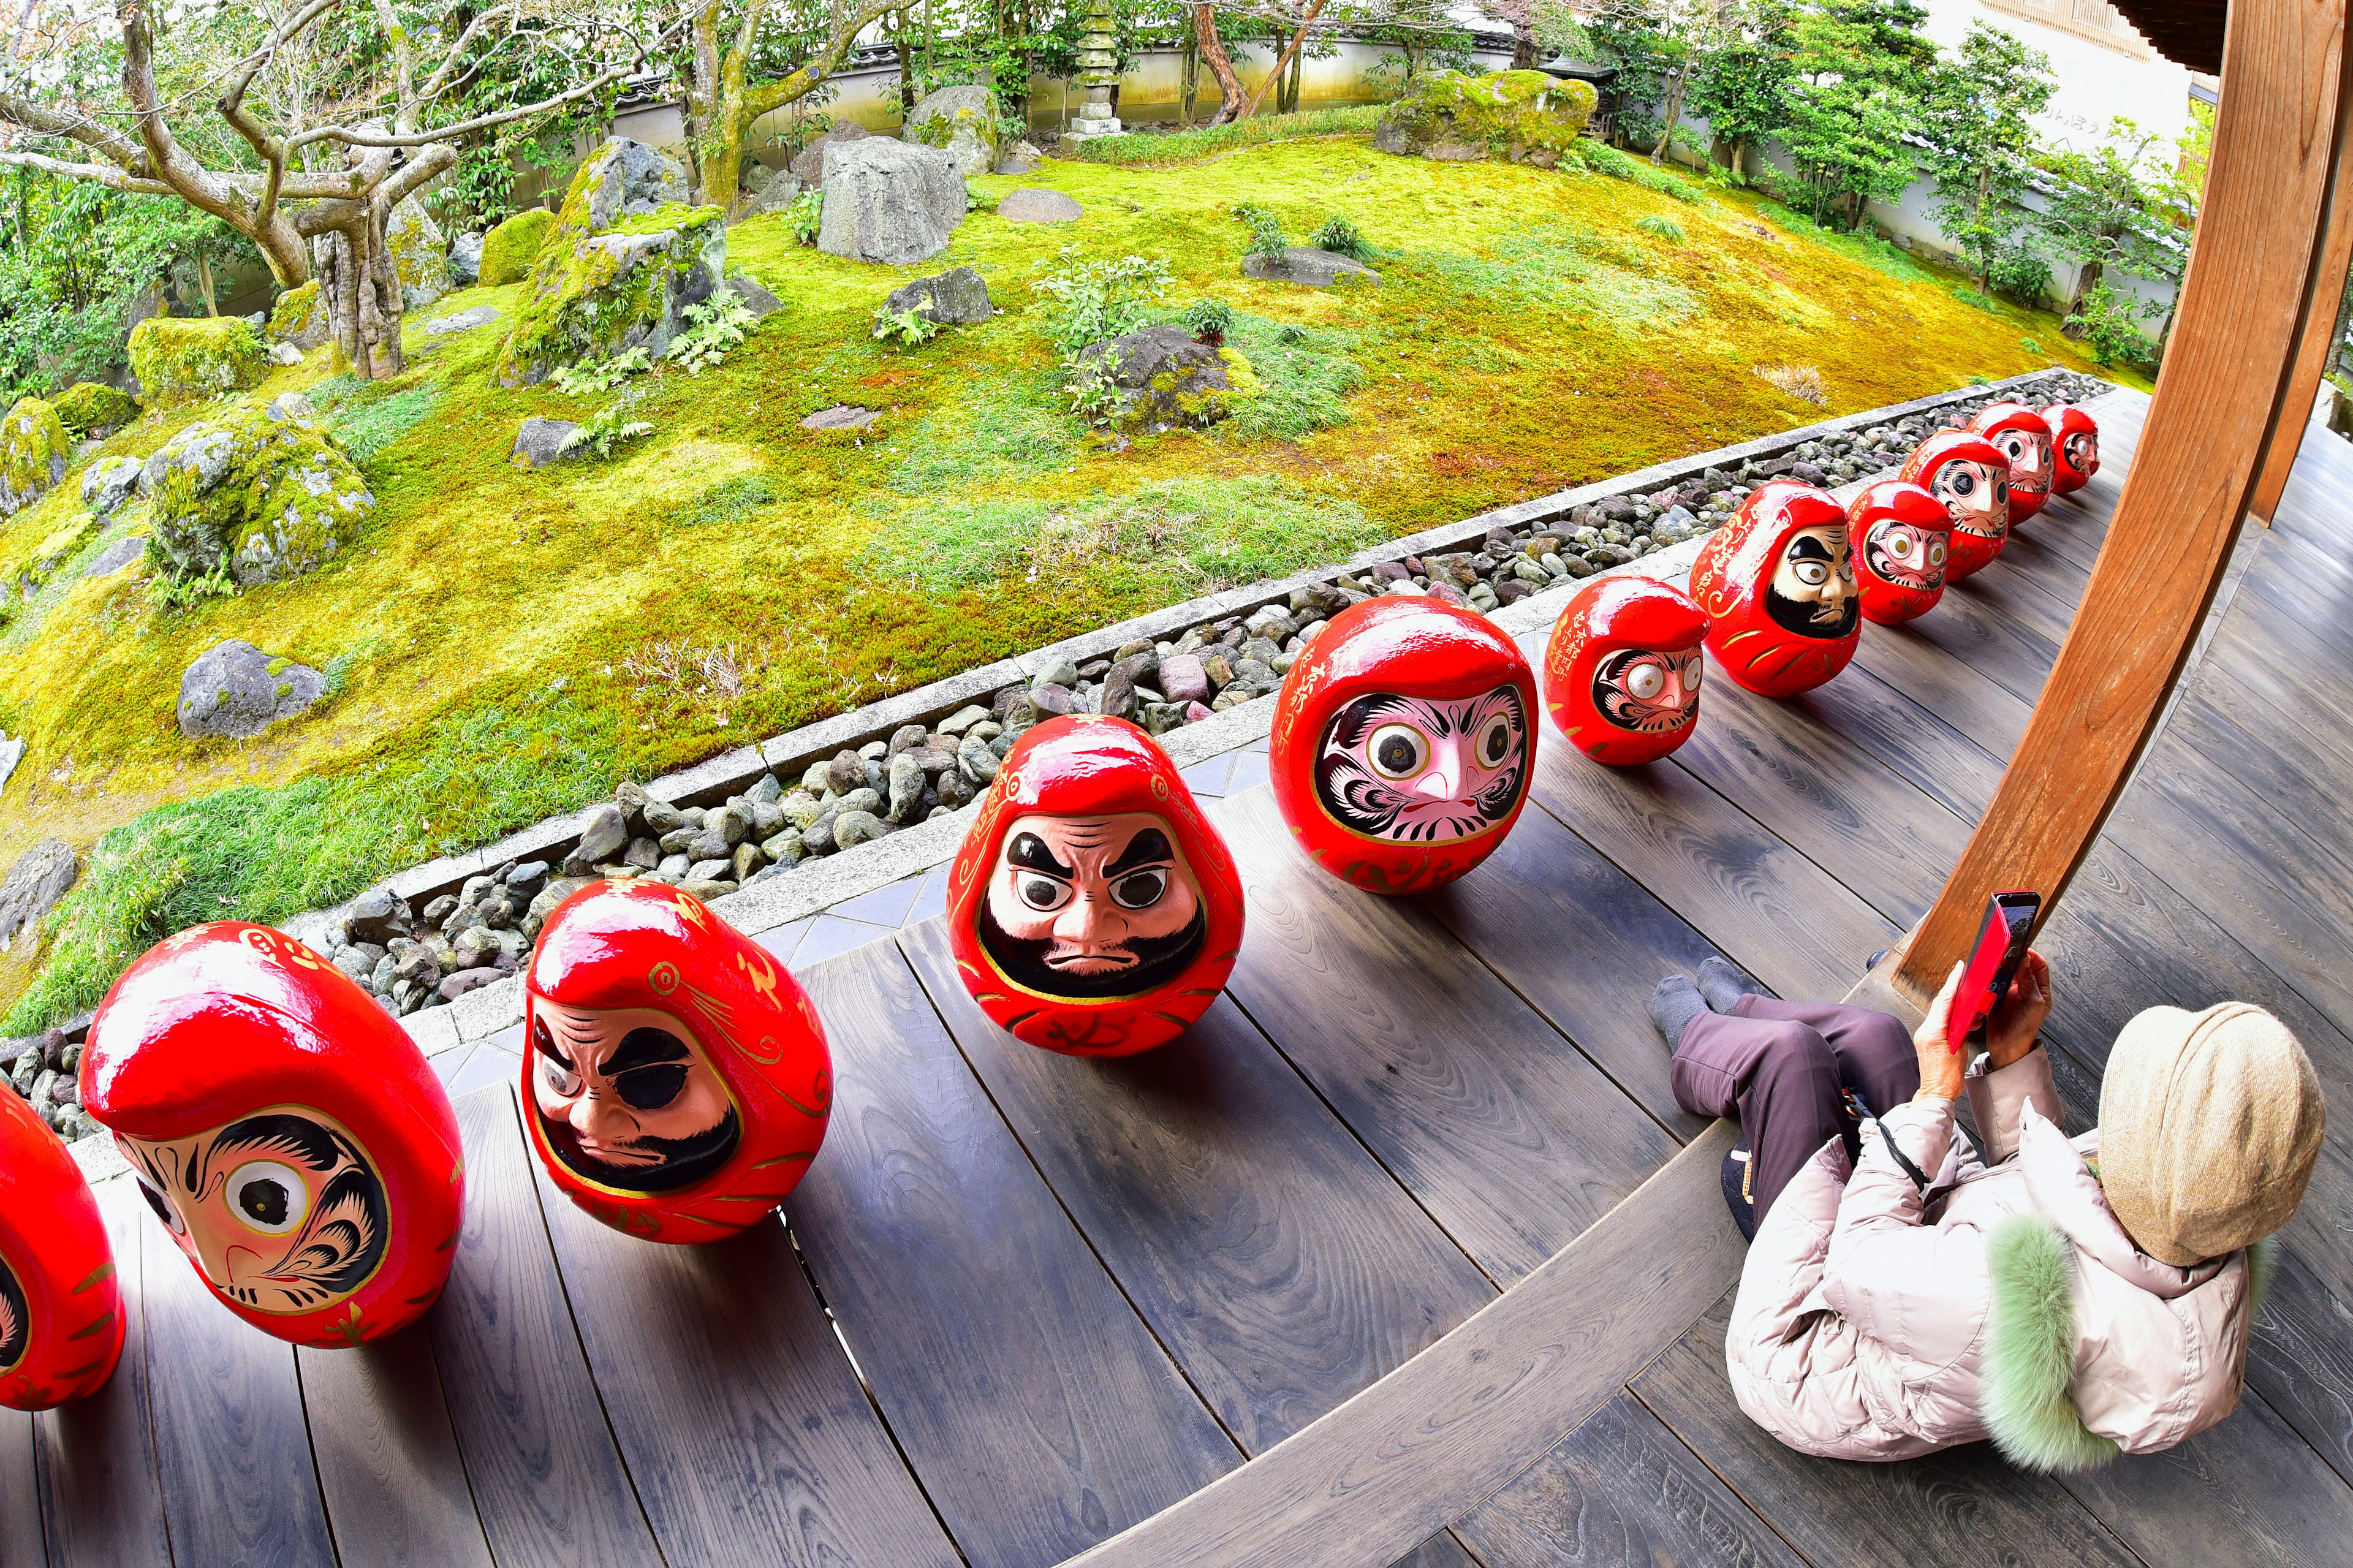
[1672,996,1920,1224]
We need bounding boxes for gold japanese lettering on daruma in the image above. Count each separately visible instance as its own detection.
[119,1106,388,1318]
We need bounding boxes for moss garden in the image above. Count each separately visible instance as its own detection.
[0,130,2126,1030]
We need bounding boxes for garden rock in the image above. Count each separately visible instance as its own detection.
[903,84,1002,178]
[1374,69,1598,166]
[740,171,806,220]
[1241,247,1380,287]
[478,208,555,286]
[801,404,879,431]
[145,407,374,586]
[346,888,414,945]
[83,535,146,578]
[1076,325,1248,437]
[817,138,965,265]
[998,187,1082,224]
[80,454,141,517]
[176,638,327,740]
[512,417,581,468]
[0,735,20,795]
[708,279,779,328]
[496,203,727,384]
[422,305,499,336]
[995,139,1042,175]
[563,804,629,875]
[0,839,74,950]
[884,265,992,325]
[450,232,484,286]
[51,381,135,439]
[1,398,69,516]
[267,281,332,351]
[386,194,450,310]
[128,316,267,408]
[789,123,870,187]
[574,138,690,231]
[268,341,305,366]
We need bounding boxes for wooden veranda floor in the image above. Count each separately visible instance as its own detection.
[10,386,2353,1568]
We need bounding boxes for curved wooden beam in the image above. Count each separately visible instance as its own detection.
[2251,124,2353,523]
[1052,1123,1742,1568]
[1893,0,2353,1004]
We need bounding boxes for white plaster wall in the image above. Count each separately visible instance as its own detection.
[1917,0,2195,154]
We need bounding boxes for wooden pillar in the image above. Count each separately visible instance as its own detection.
[2251,102,2353,525]
[1889,0,2353,1007]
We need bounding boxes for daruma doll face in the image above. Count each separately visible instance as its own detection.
[1900,431,2013,580]
[2043,403,2099,494]
[1850,479,1953,626]
[1542,574,1710,767]
[1689,481,1862,699]
[1968,401,2054,524]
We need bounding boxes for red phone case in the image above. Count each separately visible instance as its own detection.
[1950,890,2038,1048]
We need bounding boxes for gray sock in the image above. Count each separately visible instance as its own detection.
[1651,975,1708,1053]
[1699,955,1762,1014]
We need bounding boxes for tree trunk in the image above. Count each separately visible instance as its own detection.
[1180,29,1199,127]
[1241,0,1327,119]
[197,254,218,315]
[2063,253,2105,333]
[1650,66,1690,164]
[1194,4,1248,127]
[1510,17,1536,69]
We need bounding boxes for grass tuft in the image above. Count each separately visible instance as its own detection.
[1066,105,1387,167]
[671,474,782,527]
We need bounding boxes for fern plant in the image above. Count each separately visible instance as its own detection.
[871,305,944,346]
[553,347,650,396]
[559,392,654,460]
[671,290,757,373]
[1634,213,1686,244]
[1063,346,1126,426]
[1310,216,1370,260]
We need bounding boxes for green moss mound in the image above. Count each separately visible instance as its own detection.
[1071,105,1386,167]
[0,398,70,516]
[480,208,555,287]
[1375,70,1598,166]
[51,382,137,439]
[387,195,449,308]
[268,280,327,349]
[495,202,727,386]
[146,405,376,586]
[128,316,267,409]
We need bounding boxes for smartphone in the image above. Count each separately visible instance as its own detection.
[1949,890,2040,1050]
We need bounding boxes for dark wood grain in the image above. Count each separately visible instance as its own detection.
[901,920,1498,1456]
[32,1181,171,1568]
[0,1411,37,1568]
[430,1086,665,1568]
[791,939,1239,1568]
[2245,1242,2353,1490]
[2056,1384,2353,1568]
[528,1144,961,1568]
[138,1199,338,1567]
[1452,1393,1806,1568]
[1776,659,2006,825]
[1880,564,2060,709]
[1207,787,1680,1285]
[1521,723,1899,1008]
[1416,794,1724,1142]
[1633,1297,2144,1568]
[1387,1532,1483,1568]
[1058,1124,1746,1568]
[1846,612,2034,762]
[297,1326,496,1568]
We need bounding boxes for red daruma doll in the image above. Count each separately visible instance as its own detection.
[83,924,462,1349]
[1543,575,1708,765]
[1900,430,2011,580]
[1270,596,1537,894]
[0,1091,123,1409]
[2044,403,2100,495]
[1849,479,1952,626]
[1968,401,2055,526]
[948,714,1243,1058]
[524,881,830,1242]
[1690,480,1861,699]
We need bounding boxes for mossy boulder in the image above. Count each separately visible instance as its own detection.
[386,194,450,311]
[268,281,330,352]
[903,85,1002,179]
[1,398,70,515]
[563,139,689,235]
[143,405,375,587]
[1076,325,1257,437]
[51,381,137,439]
[479,208,555,287]
[494,200,727,387]
[1374,70,1598,167]
[127,317,267,409]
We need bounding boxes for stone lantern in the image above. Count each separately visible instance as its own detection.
[1068,0,1123,138]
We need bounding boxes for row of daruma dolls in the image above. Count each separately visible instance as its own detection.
[0,399,2097,1406]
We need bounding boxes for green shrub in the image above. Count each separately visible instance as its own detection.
[1233,203,1289,262]
[479,208,555,286]
[1067,104,1386,166]
[789,190,825,246]
[1988,245,2055,308]
[1377,70,1597,165]
[2067,282,2162,371]
[1634,213,1687,244]
[1030,249,1173,354]
[51,381,137,437]
[1311,216,1372,260]
[1183,297,1236,344]
[127,317,266,409]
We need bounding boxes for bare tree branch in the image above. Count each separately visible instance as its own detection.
[0,143,172,192]
[0,89,154,175]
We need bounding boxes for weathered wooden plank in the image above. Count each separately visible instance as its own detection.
[901,920,1498,1457]
[1780,660,2005,826]
[1846,613,2034,762]
[1521,721,1899,1008]
[792,939,1238,1568]
[2056,1385,2353,1568]
[139,1200,338,1567]
[32,1181,170,1568]
[1207,787,1680,1285]
[297,1327,496,1568]
[0,1410,38,1568]
[2245,1242,2353,1490]
[430,1086,665,1568]
[1414,795,1719,1142]
[1632,1297,2144,1568]
[1056,1123,1745,1568]
[527,1141,962,1568]
[2167,695,2353,877]
[1385,1534,1482,1568]
[1452,1393,1807,1568]
[1881,563,2061,708]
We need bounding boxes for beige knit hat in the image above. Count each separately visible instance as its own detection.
[2099,1002,2325,1267]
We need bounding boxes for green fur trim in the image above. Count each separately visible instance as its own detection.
[1982,1215,2122,1472]
[2248,1235,2277,1317]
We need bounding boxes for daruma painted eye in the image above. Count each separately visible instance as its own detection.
[137,1177,186,1236]
[1626,661,1667,700]
[229,1161,308,1235]
[1018,874,1072,912]
[1110,869,1168,910]
[1928,536,1948,567]
[1476,712,1514,766]
[1368,724,1427,779]
[1949,469,1976,497]
[1885,530,1915,561]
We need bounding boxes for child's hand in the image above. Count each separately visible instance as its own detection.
[1986,950,2051,1069]
[1913,961,1966,1102]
